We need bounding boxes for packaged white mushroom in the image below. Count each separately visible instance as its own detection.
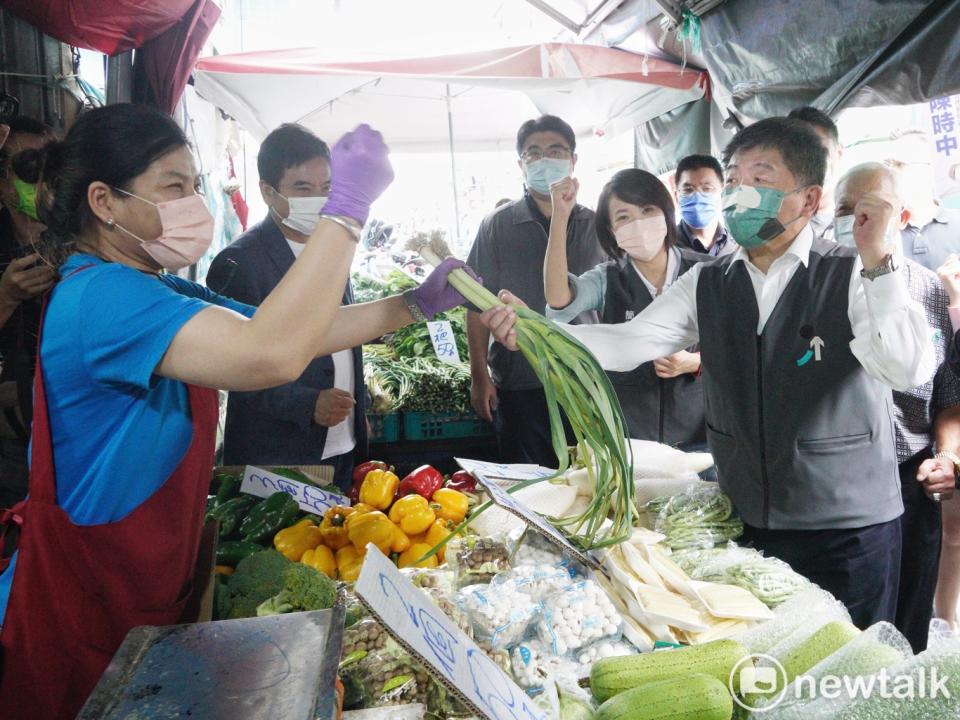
[510,639,581,690]
[575,638,637,666]
[490,563,575,601]
[456,583,540,649]
[536,579,622,655]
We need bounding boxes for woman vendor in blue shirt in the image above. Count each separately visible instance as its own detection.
[0,104,466,720]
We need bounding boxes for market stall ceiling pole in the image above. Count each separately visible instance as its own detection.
[445,83,462,240]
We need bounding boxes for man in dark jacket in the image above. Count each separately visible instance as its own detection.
[207,124,365,489]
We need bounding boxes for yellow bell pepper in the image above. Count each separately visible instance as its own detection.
[391,523,411,553]
[431,488,469,523]
[273,518,323,561]
[346,509,396,554]
[358,468,400,510]
[352,502,375,515]
[301,544,336,578]
[398,542,439,569]
[319,505,355,550]
[388,494,436,536]
[424,518,454,563]
[336,545,366,582]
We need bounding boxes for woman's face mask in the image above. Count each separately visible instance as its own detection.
[110,188,214,271]
[614,214,668,262]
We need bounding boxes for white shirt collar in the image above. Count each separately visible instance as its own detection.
[631,245,680,296]
[726,222,814,275]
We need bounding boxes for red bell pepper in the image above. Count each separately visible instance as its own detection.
[446,470,477,493]
[349,460,389,504]
[396,464,444,500]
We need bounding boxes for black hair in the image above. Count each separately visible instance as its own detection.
[515,115,576,155]
[787,106,839,145]
[595,169,677,260]
[722,117,828,188]
[0,116,55,174]
[674,154,723,186]
[38,103,188,252]
[257,123,330,190]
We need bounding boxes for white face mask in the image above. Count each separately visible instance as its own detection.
[834,214,901,251]
[273,190,328,235]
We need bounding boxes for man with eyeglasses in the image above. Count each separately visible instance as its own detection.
[885,129,960,273]
[674,154,735,257]
[466,115,604,465]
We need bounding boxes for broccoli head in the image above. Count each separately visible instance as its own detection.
[256,562,338,616]
[226,549,291,619]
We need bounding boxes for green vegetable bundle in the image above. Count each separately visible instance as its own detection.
[407,234,635,550]
[388,305,469,360]
[363,347,472,414]
[352,269,418,304]
[651,485,743,550]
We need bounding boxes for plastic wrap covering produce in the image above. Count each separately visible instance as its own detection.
[651,484,743,550]
[828,635,960,719]
[456,582,540,649]
[575,639,637,668]
[761,622,913,720]
[342,618,389,659]
[468,482,578,538]
[510,528,589,580]
[734,586,851,656]
[536,579,622,656]
[446,535,511,587]
[490,563,576,602]
[635,474,710,513]
[510,638,582,690]
[404,567,458,597]
[339,640,431,709]
[674,542,810,607]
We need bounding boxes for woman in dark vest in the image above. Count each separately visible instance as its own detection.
[544,168,708,448]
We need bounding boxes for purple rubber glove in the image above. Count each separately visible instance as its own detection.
[411,258,478,320]
[322,124,394,225]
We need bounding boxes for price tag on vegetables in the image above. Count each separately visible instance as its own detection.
[241,465,349,516]
[356,545,549,720]
[427,320,461,364]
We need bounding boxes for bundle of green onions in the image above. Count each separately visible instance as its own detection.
[407,233,636,550]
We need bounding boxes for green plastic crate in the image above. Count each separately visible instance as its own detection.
[403,411,494,441]
[368,413,401,443]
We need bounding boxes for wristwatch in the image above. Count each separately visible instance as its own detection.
[860,254,898,281]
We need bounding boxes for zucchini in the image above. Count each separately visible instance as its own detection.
[590,639,748,703]
[595,673,732,720]
[778,620,861,689]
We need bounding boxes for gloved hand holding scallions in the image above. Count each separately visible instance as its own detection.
[407,233,636,552]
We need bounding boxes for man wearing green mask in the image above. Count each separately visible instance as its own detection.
[0,116,56,508]
[481,117,935,628]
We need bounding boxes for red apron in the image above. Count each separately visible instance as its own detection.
[0,271,218,720]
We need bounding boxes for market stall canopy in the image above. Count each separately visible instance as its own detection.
[193,43,707,151]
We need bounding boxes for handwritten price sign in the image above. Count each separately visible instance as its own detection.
[241,465,350,516]
[356,546,548,720]
[427,320,461,364]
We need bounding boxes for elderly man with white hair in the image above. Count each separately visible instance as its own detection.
[834,161,960,652]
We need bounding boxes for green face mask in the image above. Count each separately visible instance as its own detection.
[722,184,802,249]
[12,177,38,221]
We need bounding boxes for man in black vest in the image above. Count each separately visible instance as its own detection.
[207,124,366,490]
[481,117,935,628]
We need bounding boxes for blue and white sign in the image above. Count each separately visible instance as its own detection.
[427,320,461,364]
[355,546,549,720]
[241,465,350,516]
